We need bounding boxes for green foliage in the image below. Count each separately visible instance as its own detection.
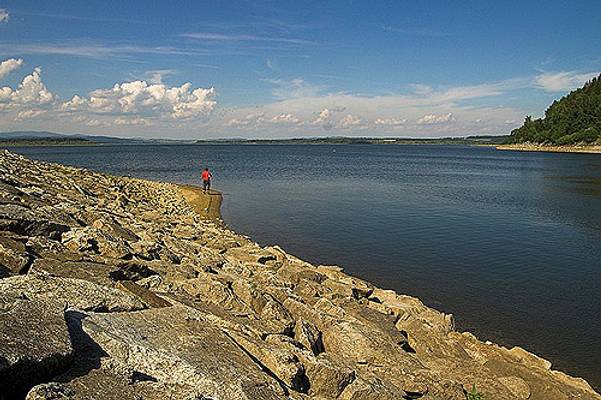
[465,384,485,400]
[508,74,601,145]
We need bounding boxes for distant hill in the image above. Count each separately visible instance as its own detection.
[196,135,509,145]
[0,137,95,147]
[0,131,67,139]
[508,74,601,145]
[0,131,185,145]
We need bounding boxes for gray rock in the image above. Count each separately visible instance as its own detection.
[0,296,73,398]
[82,305,286,400]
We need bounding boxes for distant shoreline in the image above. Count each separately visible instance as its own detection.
[496,144,601,154]
[0,139,98,147]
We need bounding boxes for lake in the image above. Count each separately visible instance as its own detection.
[10,144,601,389]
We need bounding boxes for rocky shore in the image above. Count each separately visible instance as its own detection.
[496,143,601,154]
[0,150,599,400]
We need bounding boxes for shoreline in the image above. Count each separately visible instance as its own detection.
[1,149,599,399]
[177,184,223,222]
[496,144,601,154]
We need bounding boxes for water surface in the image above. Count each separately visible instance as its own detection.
[11,144,601,389]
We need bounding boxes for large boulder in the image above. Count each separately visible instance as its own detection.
[0,296,73,399]
[82,305,286,400]
[0,233,31,276]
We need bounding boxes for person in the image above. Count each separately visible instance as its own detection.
[201,167,212,193]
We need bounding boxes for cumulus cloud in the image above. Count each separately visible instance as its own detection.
[0,58,531,139]
[0,67,55,109]
[0,9,8,23]
[226,112,302,128]
[15,109,46,120]
[61,80,216,119]
[534,71,600,92]
[0,58,23,80]
[113,117,152,126]
[374,117,407,127]
[338,114,362,129]
[225,113,266,128]
[312,108,334,130]
[269,113,300,124]
[417,113,455,125]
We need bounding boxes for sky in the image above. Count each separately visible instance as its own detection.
[0,0,600,139]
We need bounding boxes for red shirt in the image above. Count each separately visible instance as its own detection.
[201,170,211,181]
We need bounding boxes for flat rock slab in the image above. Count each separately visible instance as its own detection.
[0,274,146,313]
[115,280,172,308]
[0,296,73,399]
[82,305,286,400]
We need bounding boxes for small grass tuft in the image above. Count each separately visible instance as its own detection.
[466,384,484,400]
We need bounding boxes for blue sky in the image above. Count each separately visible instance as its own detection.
[0,0,600,139]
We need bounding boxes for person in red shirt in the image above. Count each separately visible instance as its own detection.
[201,168,212,193]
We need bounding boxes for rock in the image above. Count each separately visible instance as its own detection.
[62,227,132,259]
[276,263,327,285]
[260,297,295,335]
[0,204,71,239]
[338,377,403,400]
[25,383,75,399]
[294,318,324,355]
[304,355,355,398]
[29,258,116,287]
[233,332,309,393]
[82,305,286,400]
[0,274,146,312]
[498,376,531,399]
[177,273,250,313]
[115,280,172,308]
[0,296,73,399]
[0,233,31,275]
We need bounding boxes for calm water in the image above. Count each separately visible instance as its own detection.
[11,144,601,389]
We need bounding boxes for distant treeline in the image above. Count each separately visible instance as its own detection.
[0,138,95,147]
[508,74,601,145]
[196,135,509,145]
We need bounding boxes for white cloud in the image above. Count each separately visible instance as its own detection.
[269,113,300,124]
[374,117,406,127]
[0,87,13,102]
[141,69,176,84]
[113,117,152,126]
[268,78,323,99]
[0,9,8,23]
[61,80,216,119]
[0,67,55,109]
[417,113,455,125]
[182,32,313,45]
[226,112,302,128]
[85,119,103,127]
[15,109,46,120]
[0,42,235,59]
[534,71,599,92]
[0,58,23,79]
[225,113,266,128]
[313,108,334,130]
[339,114,362,129]
[0,58,530,139]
